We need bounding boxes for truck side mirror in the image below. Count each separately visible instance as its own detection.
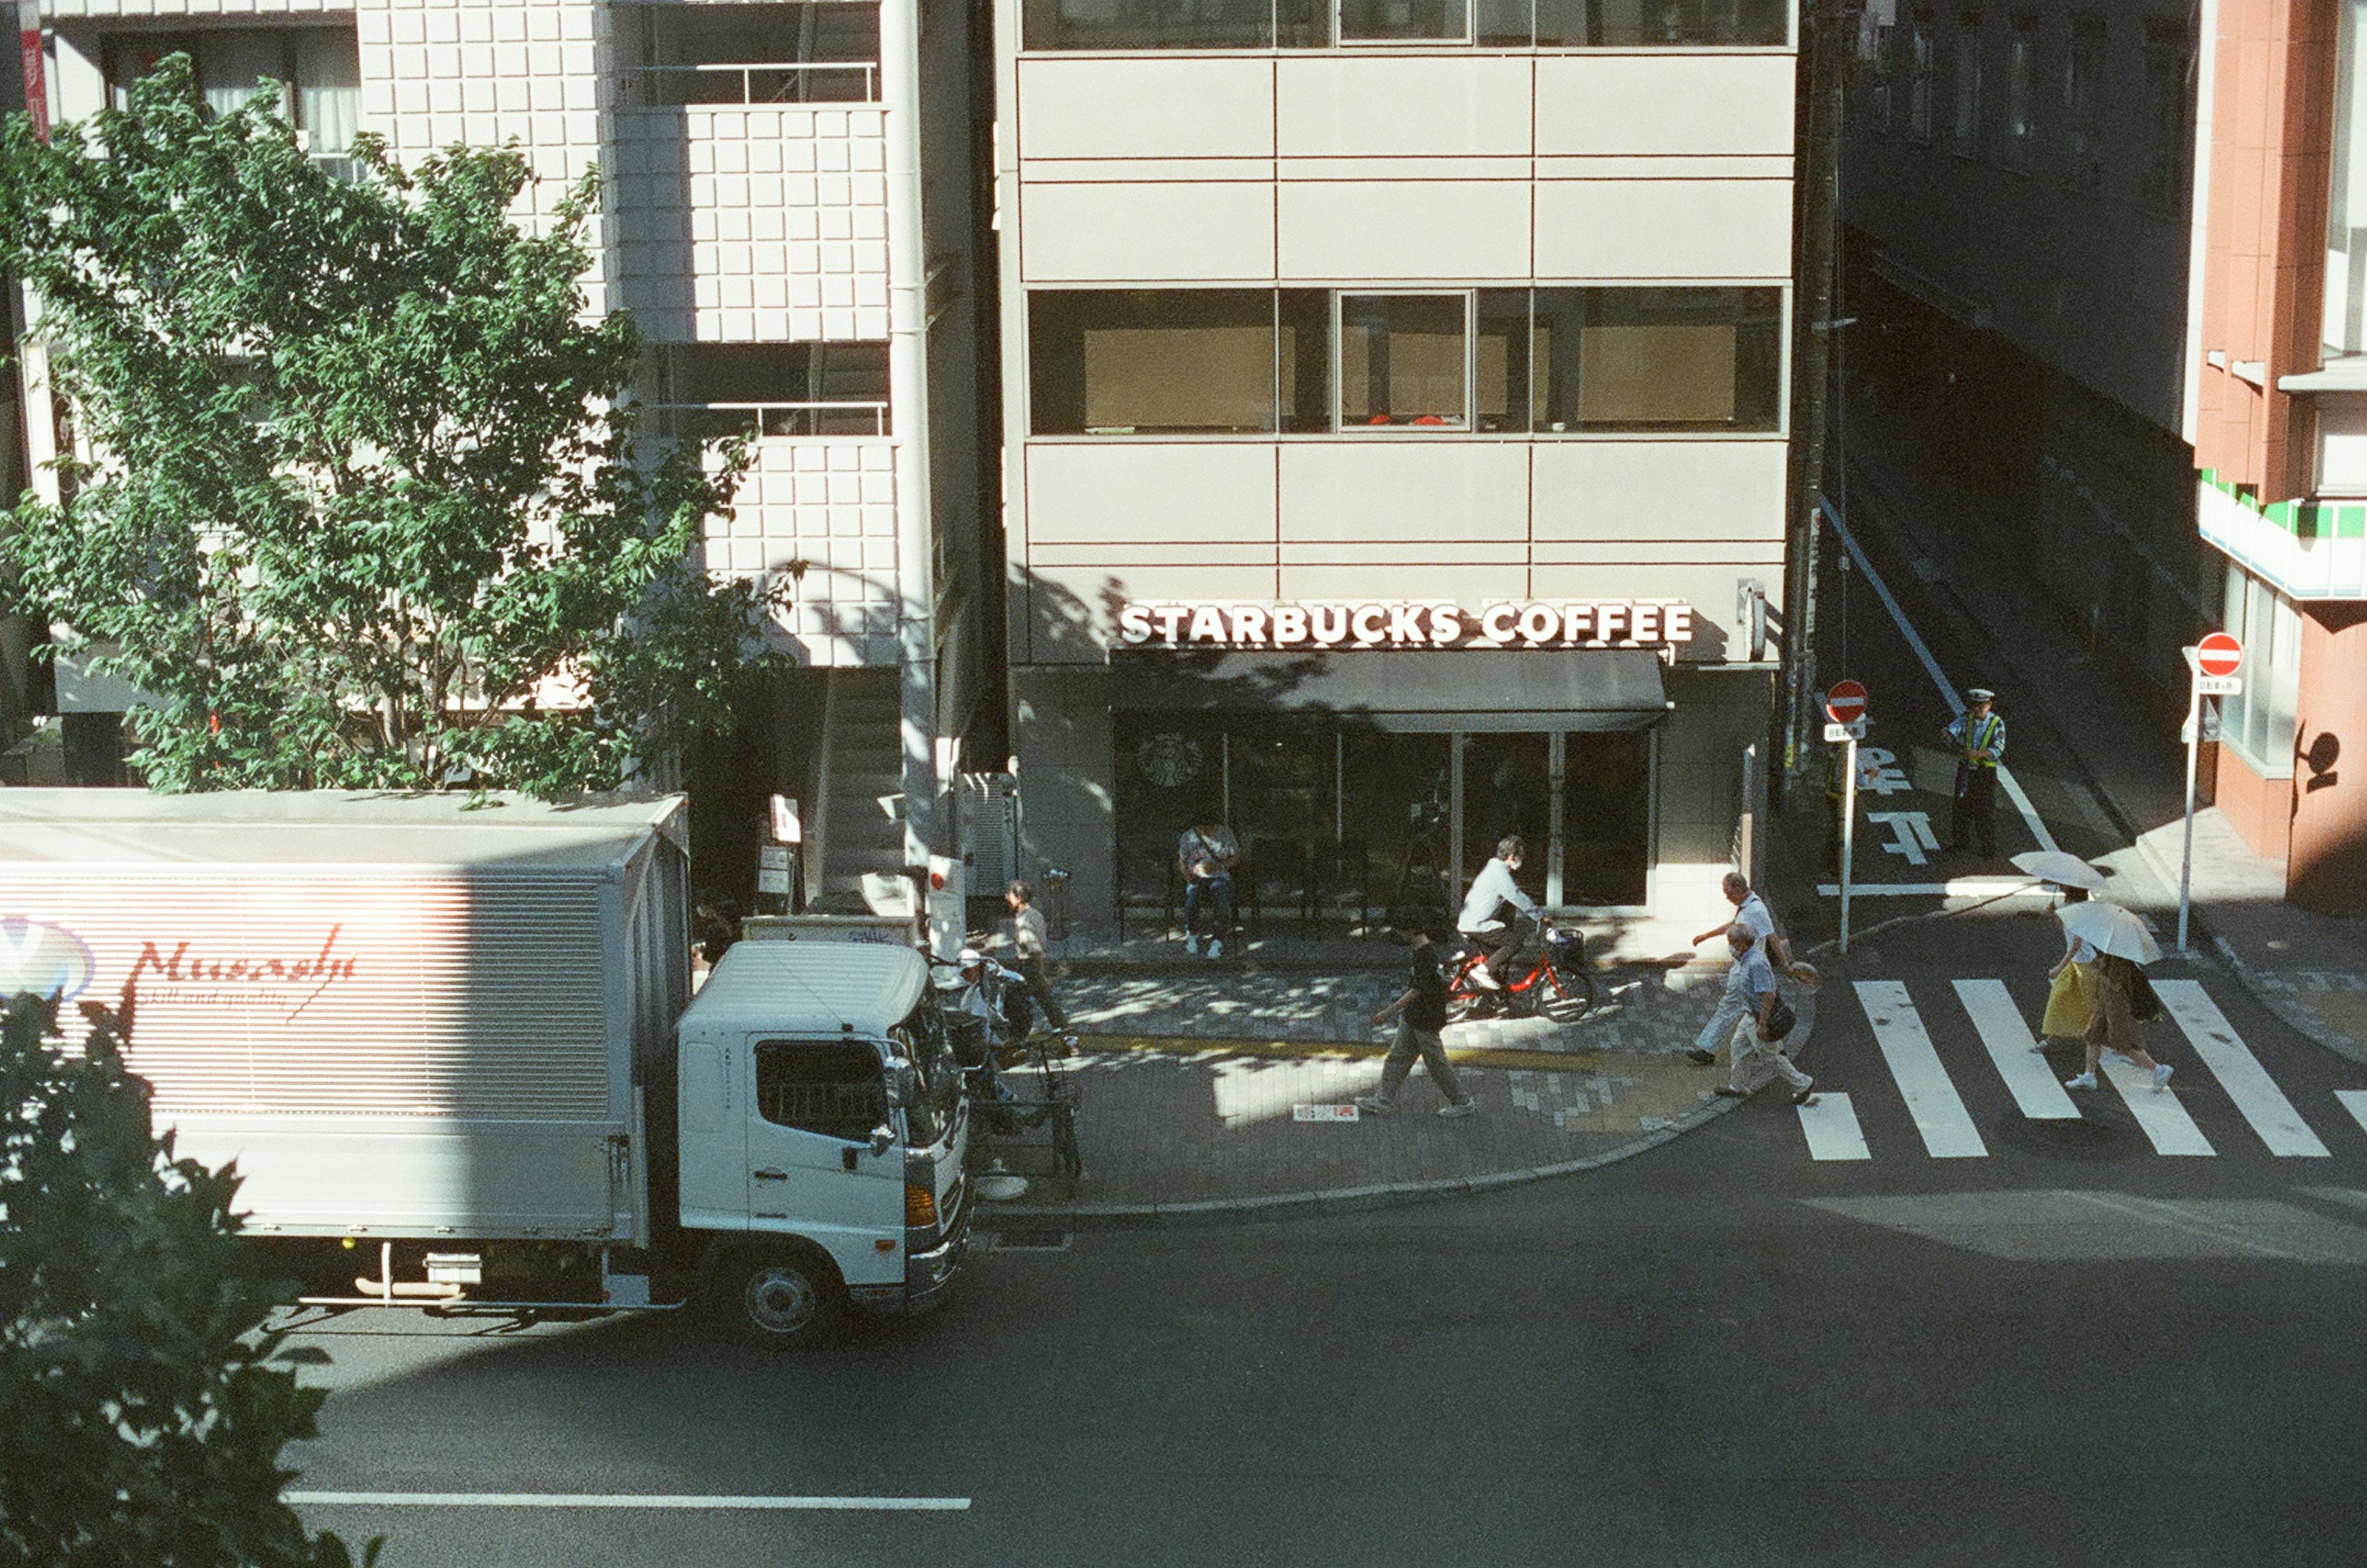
[869,1123,897,1158]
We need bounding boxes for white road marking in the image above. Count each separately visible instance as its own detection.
[2339,1090,2367,1139]
[2153,979,2331,1157]
[2096,1053,2215,1156]
[1822,499,2060,854]
[1796,1090,1872,1161]
[286,1493,973,1511]
[1953,979,2082,1121]
[1854,981,1988,1158]
[1813,879,2056,898]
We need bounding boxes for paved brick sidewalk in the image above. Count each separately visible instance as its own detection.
[973,959,1826,1222]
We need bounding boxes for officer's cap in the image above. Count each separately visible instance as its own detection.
[1966,687,1995,703]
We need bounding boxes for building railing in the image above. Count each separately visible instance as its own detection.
[619,62,882,108]
[644,401,892,440]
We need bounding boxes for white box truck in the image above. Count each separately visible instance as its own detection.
[0,789,970,1346]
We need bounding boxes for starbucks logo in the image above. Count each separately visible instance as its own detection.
[1135,732,1204,790]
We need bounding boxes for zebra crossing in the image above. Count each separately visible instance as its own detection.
[1793,979,2367,1162]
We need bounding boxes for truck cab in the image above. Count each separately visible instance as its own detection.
[673,939,969,1345]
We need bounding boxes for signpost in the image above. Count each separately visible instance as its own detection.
[1825,682,1869,953]
[2178,637,2243,953]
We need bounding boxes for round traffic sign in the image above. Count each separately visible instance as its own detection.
[2196,632,2242,677]
[1825,679,1868,724]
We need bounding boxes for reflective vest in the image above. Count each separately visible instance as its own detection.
[1949,711,2005,769]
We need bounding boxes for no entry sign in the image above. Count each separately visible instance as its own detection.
[1825,680,1868,725]
[2196,632,2242,677]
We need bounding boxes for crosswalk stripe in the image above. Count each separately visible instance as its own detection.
[1796,1091,1871,1161]
[2336,1090,2367,1140]
[2153,979,2331,1157]
[1952,979,2083,1121]
[2095,1053,2216,1155]
[1854,981,1988,1158]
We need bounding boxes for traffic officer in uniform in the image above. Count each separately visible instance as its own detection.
[1945,687,2006,857]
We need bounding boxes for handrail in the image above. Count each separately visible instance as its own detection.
[619,61,881,107]
[642,401,891,439]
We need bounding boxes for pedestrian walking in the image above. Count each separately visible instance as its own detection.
[1687,873,1792,1066]
[1005,878,1065,1030]
[1177,817,1239,958]
[1711,923,1817,1105]
[2037,887,2099,1050]
[2067,951,2174,1093]
[1355,928,1476,1118]
[1946,688,2007,859]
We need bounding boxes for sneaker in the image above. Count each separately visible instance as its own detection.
[2151,1062,2175,1093]
[1789,1078,1816,1106]
[1468,966,1502,990]
[1351,1094,1393,1115]
[1437,1100,1477,1119]
[1184,934,1202,956]
[1206,939,1223,960]
[2066,1071,2098,1090]
[1686,1048,1717,1067]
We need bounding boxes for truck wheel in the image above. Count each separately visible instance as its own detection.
[716,1247,843,1348]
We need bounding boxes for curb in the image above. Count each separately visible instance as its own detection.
[978,1087,1745,1230]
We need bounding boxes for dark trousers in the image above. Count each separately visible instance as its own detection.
[1953,765,2000,855]
[1015,953,1065,1029]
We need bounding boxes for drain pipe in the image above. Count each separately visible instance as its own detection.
[879,0,941,928]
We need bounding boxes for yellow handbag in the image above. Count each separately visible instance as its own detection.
[2041,962,2098,1039]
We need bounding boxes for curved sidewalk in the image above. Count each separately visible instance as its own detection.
[979,958,1820,1227]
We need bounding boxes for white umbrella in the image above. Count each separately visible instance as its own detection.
[2011,850,2107,891]
[2057,900,2163,964]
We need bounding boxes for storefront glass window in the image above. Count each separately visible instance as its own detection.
[1021,0,1278,50]
[2330,0,2367,357]
[1563,733,1651,906]
[1279,290,1335,433]
[1029,290,1278,435]
[1476,290,1532,434]
[1463,734,1552,888]
[1532,0,1786,44]
[1338,294,1470,429]
[1341,729,1455,920]
[1531,287,1782,433]
[2219,566,2304,779]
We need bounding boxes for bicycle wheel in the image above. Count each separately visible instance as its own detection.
[1552,962,1596,1021]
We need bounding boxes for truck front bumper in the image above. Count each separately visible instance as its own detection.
[846,1200,970,1318]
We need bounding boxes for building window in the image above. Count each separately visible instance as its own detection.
[1338,294,1468,429]
[2330,0,2367,357]
[2219,566,2304,779]
[2063,15,2106,193]
[2003,14,2037,169]
[1906,12,1936,142]
[647,341,892,438]
[616,2,881,104]
[1531,287,1783,433]
[104,29,361,173]
[1339,0,1470,43]
[2140,21,2191,213]
[1951,12,1982,153]
[1029,288,1783,437]
[1021,0,1783,49]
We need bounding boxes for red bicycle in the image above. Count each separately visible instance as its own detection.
[1445,920,1596,1021]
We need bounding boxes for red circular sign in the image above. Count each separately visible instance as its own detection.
[1825,679,1868,724]
[2197,632,2243,677]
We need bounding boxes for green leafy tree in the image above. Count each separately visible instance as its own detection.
[0,57,782,794]
[0,990,375,1566]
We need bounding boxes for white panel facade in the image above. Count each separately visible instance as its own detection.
[1277,443,1530,543]
[1534,55,1795,157]
[1533,178,1794,279]
[612,106,893,342]
[1025,444,1279,546]
[1273,55,1532,157]
[1016,57,1275,159]
[1021,181,1277,281]
[1530,441,1789,542]
[702,440,902,668]
[1275,180,1530,280]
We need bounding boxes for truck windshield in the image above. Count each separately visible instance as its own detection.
[891,989,963,1148]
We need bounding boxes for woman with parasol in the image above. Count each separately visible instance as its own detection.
[2052,897,2175,1094]
[2014,852,2107,1053]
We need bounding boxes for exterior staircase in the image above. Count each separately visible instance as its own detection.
[806,670,908,912]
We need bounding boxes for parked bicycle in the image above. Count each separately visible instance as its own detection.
[1444,918,1596,1021]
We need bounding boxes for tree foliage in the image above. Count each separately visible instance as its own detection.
[0,990,375,1566]
[0,57,782,794]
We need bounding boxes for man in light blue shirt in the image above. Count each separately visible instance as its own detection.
[1712,923,1815,1105]
[1457,834,1539,990]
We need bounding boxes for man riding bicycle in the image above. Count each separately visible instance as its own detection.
[1457,834,1539,994]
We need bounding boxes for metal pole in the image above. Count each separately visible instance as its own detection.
[2178,671,2201,954]
[1839,733,1858,954]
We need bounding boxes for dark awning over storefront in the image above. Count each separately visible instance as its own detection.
[1111,649,1670,733]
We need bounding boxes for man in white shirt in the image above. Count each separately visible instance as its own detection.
[1710,923,1815,1105]
[1688,873,1791,1066]
[1457,835,1539,990]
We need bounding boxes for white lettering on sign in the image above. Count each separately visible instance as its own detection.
[1116,600,1699,652]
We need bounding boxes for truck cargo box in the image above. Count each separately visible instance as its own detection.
[0,790,690,1241]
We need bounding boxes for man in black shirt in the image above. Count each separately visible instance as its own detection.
[1354,929,1478,1118]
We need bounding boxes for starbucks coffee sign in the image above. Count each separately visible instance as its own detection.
[1116,599,1696,651]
